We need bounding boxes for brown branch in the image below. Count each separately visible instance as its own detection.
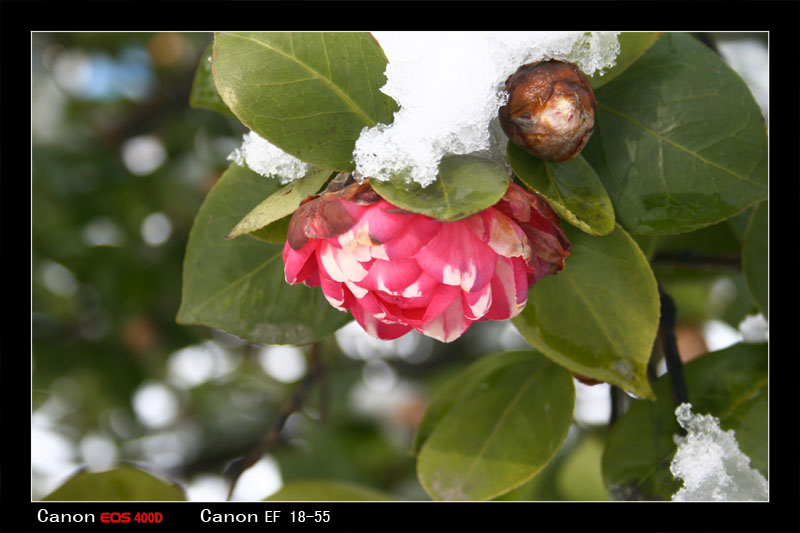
[224,342,324,500]
[652,251,741,271]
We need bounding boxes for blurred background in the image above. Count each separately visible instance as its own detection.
[31,32,768,501]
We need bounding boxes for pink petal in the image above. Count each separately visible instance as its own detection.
[319,273,347,310]
[462,280,493,320]
[351,289,385,318]
[350,300,412,340]
[400,271,439,299]
[288,198,366,250]
[380,216,441,260]
[496,184,570,276]
[303,270,321,287]
[484,256,529,320]
[373,271,438,310]
[415,296,471,343]
[481,209,534,264]
[317,241,370,283]
[349,290,407,325]
[344,280,369,299]
[283,240,320,284]
[421,284,461,322]
[357,258,423,295]
[511,257,530,308]
[415,220,497,292]
[337,201,414,251]
[373,296,426,327]
[523,223,570,270]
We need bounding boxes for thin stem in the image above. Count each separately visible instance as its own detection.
[308,343,329,423]
[609,386,628,427]
[224,342,324,500]
[658,285,689,407]
[652,251,741,271]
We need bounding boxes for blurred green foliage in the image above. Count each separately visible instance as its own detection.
[29,32,518,500]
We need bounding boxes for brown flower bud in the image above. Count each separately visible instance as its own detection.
[499,60,596,162]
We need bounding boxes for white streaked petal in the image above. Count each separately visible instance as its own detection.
[331,247,369,282]
[466,283,492,319]
[493,256,524,319]
[376,274,393,294]
[319,243,346,282]
[323,292,345,309]
[417,298,469,343]
[442,264,461,286]
[370,244,389,260]
[349,244,373,263]
[345,280,369,298]
[461,260,477,291]
[402,280,423,298]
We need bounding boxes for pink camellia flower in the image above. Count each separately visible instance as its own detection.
[283,179,570,343]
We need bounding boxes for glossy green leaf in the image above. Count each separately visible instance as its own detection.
[370,155,509,221]
[588,32,662,89]
[742,201,768,318]
[602,342,768,500]
[265,480,393,501]
[250,215,291,245]
[582,32,768,235]
[412,351,537,455]
[513,224,658,400]
[189,43,237,119]
[655,218,742,255]
[212,32,398,171]
[727,205,756,242]
[177,164,351,345]
[417,350,575,501]
[507,144,615,236]
[227,167,333,240]
[42,466,185,501]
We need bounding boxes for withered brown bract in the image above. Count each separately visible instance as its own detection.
[287,181,380,250]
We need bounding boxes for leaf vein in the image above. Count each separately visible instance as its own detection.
[192,252,282,313]
[597,103,764,187]
[454,363,546,494]
[225,32,376,127]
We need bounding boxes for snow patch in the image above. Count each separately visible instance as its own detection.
[354,32,620,187]
[670,403,768,501]
[228,131,311,183]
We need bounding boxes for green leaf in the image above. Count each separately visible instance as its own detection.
[189,43,237,119]
[507,144,615,236]
[265,480,394,501]
[227,167,333,240]
[42,466,185,501]
[655,217,742,255]
[416,350,575,501]
[212,32,398,171]
[727,205,755,242]
[742,201,767,318]
[370,155,509,221]
[513,224,659,400]
[177,164,351,345]
[250,215,291,245]
[582,32,768,235]
[412,351,538,454]
[588,32,662,89]
[602,342,767,500]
